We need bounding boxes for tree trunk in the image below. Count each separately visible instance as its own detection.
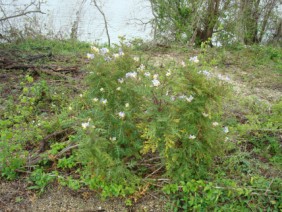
[196,0,220,45]
[241,0,261,44]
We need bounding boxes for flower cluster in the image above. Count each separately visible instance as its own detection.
[125,71,137,79]
[189,56,199,63]
[86,53,95,59]
[81,118,94,129]
[152,79,160,87]
[179,95,194,103]
[87,45,125,62]
[137,64,145,71]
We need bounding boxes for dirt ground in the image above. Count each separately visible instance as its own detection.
[0,180,167,212]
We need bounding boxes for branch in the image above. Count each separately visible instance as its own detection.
[0,10,46,22]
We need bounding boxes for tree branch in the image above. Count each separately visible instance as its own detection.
[0,10,45,22]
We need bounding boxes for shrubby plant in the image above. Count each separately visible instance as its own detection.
[77,39,229,194]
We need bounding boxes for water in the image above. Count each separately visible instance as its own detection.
[2,0,153,44]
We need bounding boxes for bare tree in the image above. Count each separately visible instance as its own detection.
[92,0,111,47]
[0,0,45,22]
[0,0,45,41]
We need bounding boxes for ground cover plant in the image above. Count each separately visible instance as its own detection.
[0,38,281,211]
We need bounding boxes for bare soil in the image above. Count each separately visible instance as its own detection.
[0,180,167,212]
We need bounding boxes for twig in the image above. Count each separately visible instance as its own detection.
[156,178,170,181]
[37,129,75,153]
[26,143,79,167]
[54,144,79,159]
[145,166,164,179]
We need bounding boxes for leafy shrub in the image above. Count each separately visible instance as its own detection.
[77,41,229,196]
[28,168,56,194]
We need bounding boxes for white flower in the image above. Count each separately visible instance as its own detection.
[79,94,83,98]
[138,64,145,71]
[171,96,176,101]
[152,79,160,87]
[125,103,129,108]
[113,53,120,58]
[118,78,124,84]
[86,53,95,59]
[189,56,199,63]
[186,95,194,102]
[199,70,212,78]
[202,112,209,117]
[101,98,107,105]
[212,122,219,127]
[118,111,125,119]
[93,98,99,102]
[189,135,196,140]
[133,56,139,62]
[125,72,137,79]
[68,106,72,111]
[116,87,121,91]
[181,61,186,67]
[166,69,171,77]
[153,74,159,79]
[100,48,109,55]
[223,126,229,133]
[91,46,99,53]
[144,72,151,77]
[82,122,90,129]
[110,137,117,141]
[100,88,104,92]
